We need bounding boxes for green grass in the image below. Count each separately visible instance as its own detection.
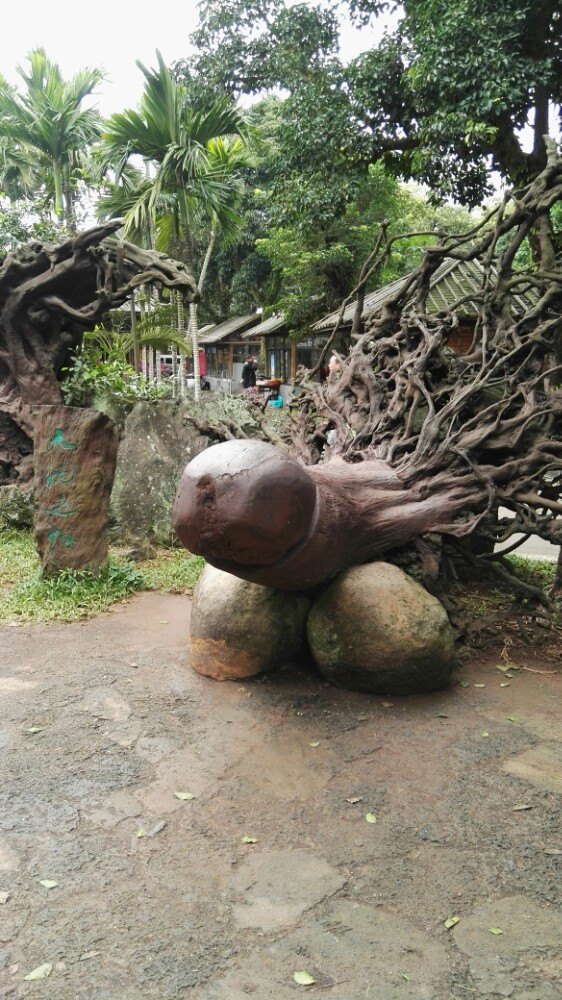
[506,554,556,590]
[137,548,205,594]
[0,529,40,591]
[0,530,204,623]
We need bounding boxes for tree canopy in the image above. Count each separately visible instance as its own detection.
[183,0,562,206]
[0,49,104,229]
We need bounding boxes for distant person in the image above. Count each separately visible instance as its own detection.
[328,353,342,377]
[241,355,258,390]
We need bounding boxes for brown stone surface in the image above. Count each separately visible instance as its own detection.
[502,744,562,794]
[230,849,345,930]
[172,438,474,592]
[33,405,118,574]
[189,563,310,680]
[202,899,451,998]
[453,895,562,997]
[173,438,317,567]
[0,594,560,998]
[307,561,455,694]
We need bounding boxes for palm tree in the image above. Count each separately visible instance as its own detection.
[100,51,252,399]
[0,49,104,228]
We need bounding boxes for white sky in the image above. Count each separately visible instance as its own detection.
[1,1,392,116]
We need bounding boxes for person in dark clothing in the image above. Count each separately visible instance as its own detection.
[241,355,258,389]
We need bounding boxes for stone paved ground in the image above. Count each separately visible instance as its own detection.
[0,593,560,999]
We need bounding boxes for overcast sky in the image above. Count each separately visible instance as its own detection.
[1,1,392,116]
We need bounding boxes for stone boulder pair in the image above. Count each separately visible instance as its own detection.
[189,561,455,695]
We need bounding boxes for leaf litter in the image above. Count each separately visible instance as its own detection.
[24,963,53,981]
[293,970,316,985]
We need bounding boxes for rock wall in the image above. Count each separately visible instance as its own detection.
[111,401,209,548]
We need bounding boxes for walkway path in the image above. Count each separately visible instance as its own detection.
[1,594,560,998]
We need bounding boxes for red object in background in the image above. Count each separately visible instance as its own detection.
[199,350,206,376]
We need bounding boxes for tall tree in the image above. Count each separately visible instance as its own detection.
[0,50,104,229]
[101,51,251,397]
[187,2,562,234]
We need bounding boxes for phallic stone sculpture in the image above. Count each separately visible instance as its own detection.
[172,438,468,592]
[173,438,456,694]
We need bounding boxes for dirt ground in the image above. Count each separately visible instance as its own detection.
[0,593,560,1000]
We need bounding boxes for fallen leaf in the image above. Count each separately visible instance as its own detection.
[435,712,448,718]
[382,702,394,708]
[459,680,470,687]
[481,731,489,738]
[26,726,43,734]
[512,804,533,811]
[506,716,518,723]
[365,813,377,824]
[38,879,58,889]
[174,791,196,801]
[500,683,510,688]
[79,951,100,961]
[136,829,145,838]
[128,662,138,669]
[24,963,53,981]
[496,664,510,673]
[505,673,514,678]
[0,891,10,904]
[293,970,316,985]
[489,927,503,935]
[402,973,410,981]
[309,741,320,747]
[346,796,363,804]
[544,848,562,856]
[474,683,485,688]
[241,836,257,844]
[444,915,461,929]
[158,620,169,624]
[507,663,521,671]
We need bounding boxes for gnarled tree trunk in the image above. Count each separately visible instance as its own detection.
[0,221,199,485]
[174,144,562,611]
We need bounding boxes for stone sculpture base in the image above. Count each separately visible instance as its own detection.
[190,564,311,681]
[188,561,455,694]
[307,562,455,694]
[34,405,118,575]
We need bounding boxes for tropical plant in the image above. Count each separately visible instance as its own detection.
[100,51,252,398]
[0,49,104,229]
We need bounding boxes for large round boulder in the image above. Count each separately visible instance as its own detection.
[307,562,454,695]
[189,564,311,681]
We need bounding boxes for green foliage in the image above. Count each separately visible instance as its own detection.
[0,554,144,624]
[0,198,65,254]
[506,555,556,591]
[0,530,205,622]
[137,549,205,593]
[254,162,475,325]
[187,0,562,208]
[61,334,170,408]
[0,49,104,224]
[100,51,251,249]
[0,529,39,593]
